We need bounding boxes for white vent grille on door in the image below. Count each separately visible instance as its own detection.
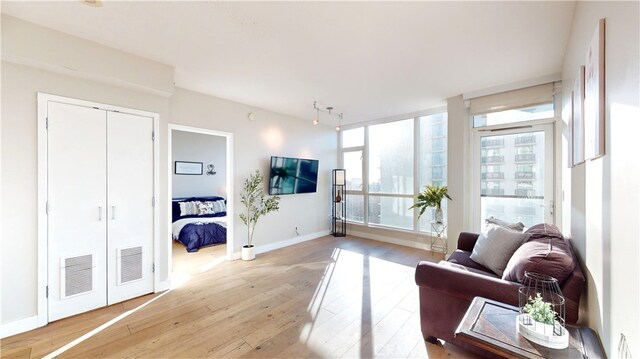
[118,246,143,285]
[63,254,93,298]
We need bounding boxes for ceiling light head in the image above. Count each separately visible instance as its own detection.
[313,101,320,125]
[335,125,340,132]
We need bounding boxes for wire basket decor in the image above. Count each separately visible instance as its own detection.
[517,271,569,349]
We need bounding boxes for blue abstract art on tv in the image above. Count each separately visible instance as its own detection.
[269,156,319,195]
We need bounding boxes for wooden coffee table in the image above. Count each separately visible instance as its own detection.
[455,297,604,358]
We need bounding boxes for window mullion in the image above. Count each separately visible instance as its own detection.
[363,125,369,226]
[413,116,420,232]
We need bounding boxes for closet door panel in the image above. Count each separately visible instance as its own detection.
[107,112,154,304]
[48,102,107,321]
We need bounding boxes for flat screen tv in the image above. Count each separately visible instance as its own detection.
[269,156,319,195]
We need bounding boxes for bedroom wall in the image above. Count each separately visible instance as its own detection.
[560,1,639,356]
[172,130,227,198]
[169,88,337,255]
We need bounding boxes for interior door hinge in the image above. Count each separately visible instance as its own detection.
[152,131,155,141]
[46,201,49,215]
[152,197,155,207]
[152,263,155,273]
[46,285,49,298]
[46,117,49,130]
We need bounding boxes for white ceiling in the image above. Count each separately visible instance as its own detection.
[1,1,575,124]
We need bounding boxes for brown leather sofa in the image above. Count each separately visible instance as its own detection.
[414,226,585,355]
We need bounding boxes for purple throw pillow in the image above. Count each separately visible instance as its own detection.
[502,224,575,284]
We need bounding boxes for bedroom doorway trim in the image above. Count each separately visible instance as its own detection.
[167,124,235,279]
[36,93,160,329]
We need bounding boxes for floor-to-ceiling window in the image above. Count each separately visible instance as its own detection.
[340,111,448,233]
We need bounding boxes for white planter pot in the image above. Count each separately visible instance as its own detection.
[516,314,568,349]
[242,245,255,261]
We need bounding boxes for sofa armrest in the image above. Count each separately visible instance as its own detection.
[415,260,521,305]
[457,232,480,252]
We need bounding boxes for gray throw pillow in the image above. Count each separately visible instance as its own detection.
[470,224,530,276]
[485,216,525,232]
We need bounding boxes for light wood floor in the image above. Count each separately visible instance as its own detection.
[1,236,478,358]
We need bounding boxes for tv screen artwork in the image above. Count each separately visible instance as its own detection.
[269,156,319,195]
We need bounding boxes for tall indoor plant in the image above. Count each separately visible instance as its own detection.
[410,184,452,223]
[239,170,280,260]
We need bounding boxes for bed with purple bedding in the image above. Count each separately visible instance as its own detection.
[172,196,227,252]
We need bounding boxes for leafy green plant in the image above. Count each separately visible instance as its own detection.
[409,185,452,219]
[523,293,557,325]
[239,170,280,247]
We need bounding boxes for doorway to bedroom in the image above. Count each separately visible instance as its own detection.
[168,125,234,286]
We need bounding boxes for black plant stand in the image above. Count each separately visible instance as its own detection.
[332,169,346,237]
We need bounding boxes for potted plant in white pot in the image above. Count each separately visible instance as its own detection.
[517,293,569,349]
[410,184,452,223]
[239,170,280,261]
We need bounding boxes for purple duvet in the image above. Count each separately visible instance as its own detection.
[177,221,227,252]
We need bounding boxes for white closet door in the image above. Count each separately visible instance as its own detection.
[107,112,154,304]
[48,102,107,321]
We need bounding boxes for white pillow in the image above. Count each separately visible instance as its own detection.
[179,201,201,216]
[470,224,530,276]
[212,200,226,214]
[485,216,525,232]
[197,200,226,215]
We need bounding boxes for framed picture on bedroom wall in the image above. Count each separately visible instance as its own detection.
[175,161,203,175]
[584,18,605,160]
[571,65,585,167]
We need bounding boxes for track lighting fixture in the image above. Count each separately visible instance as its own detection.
[312,101,345,130]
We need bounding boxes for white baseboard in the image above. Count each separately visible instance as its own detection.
[1,315,39,339]
[155,279,172,293]
[231,229,331,260]
[348,229,434,251]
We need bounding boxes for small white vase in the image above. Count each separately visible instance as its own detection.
[241,245,255,261]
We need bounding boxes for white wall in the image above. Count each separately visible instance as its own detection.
[1,15,174,96]
[172,130,227,198]
[1,18,337,331]
[560,1,639,356]
[169,88,337,254]
[0,63,336,328]
[1,61,170,326]
[445,95,471,251]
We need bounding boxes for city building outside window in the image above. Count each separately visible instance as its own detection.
[339,111,448,233]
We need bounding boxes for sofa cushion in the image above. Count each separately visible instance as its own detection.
[446,250,497,277]
[502,223,576,284]
[470,224,530,276]
[485,216,525,232]
[439,260,499,278]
